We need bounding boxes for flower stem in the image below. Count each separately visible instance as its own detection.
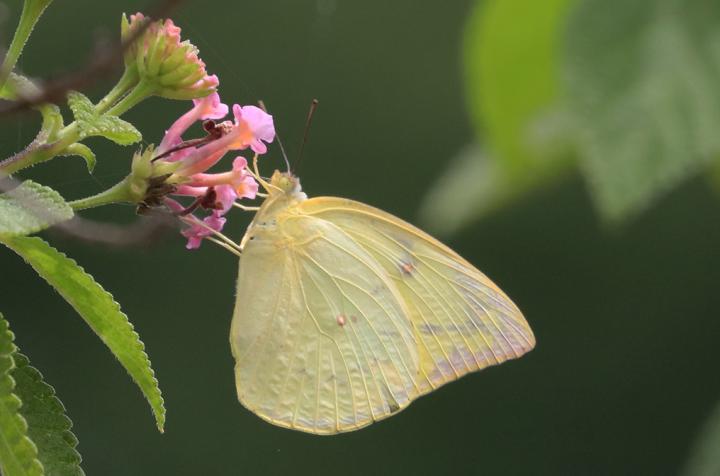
[94,69,138,115]
[0,123,80,176]
[105,81,154,116]
[68,177,134,210]
[0,0,53,91]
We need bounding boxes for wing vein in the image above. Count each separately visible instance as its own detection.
[298,256,374,423]
[347,227,488,369]
[300,245,419,393]
[300,253,411,416]
[373,227,521,360]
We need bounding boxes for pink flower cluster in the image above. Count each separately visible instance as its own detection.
[122,13,218,99]
[157,92,275,249]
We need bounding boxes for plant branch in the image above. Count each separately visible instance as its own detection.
[0,0,182,117]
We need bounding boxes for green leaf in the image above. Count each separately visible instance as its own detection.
[683,400,720,476]
[564,0,720,223]
[60,144,97,173]
[0,313,44,476]
[465,0,576,172]
[13,353,84,476]
[0,236,166,432]
[420,0,576,235]
[67,91,142,146]
[0,181,74,236]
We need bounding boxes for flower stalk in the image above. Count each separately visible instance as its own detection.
[68,177,137,210]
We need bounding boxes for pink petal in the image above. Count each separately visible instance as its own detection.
[235,105,275,143]
[175,185,209,197]
[232,156,248,171]
[204,212,226,231]
[192,91,228,120]
[157,93,228,158]
[236,174,259,199]
[214,185,238,214]
[180,213,226,250]
[250,140,267,155]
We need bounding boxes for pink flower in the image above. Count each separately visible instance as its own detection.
[143,93,275,250]
[213,185,239,214]
[181,212,226,250]
[172,105,275,176]
[174,158,257,215]
[232,105,276,154]
[157,92,229,157]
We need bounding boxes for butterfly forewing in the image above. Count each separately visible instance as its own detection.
[231,214,420,434]
[297,198,536,394]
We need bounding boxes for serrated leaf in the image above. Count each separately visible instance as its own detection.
[564,0,720,223]
[67,91,142,146]
[0,181,74,236]
[0,237,166,432]
[13,353,84,476]
[60,143,96,173]
[0,313,44,476]
[683,400,720,476]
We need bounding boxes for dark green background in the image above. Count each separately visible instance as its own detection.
[2,1,720,474]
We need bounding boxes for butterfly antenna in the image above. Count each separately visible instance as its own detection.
[258,100,291,173]
[295,99,319,173]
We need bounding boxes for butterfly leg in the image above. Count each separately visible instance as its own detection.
[233,203,261,212]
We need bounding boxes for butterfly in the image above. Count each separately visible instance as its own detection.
[230,169,535,434]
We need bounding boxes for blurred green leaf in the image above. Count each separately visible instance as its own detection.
[13,353,84,476]
[0,181,73,236]
[683,400,720,476]
[67,91,142,146]
[465,0,575,171]
[421,0,575,235]
[564,0,720,223]
[0,313,44,476]
[0,236,166,432]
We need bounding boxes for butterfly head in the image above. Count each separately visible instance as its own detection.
[269,170,305,200]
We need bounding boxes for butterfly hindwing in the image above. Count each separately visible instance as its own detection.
[231,214,420,434]
[298,197,536,394]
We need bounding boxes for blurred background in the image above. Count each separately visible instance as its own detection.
[2,0,720,474]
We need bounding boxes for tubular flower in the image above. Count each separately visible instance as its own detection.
[131,92,275,249]
[181,212,227,250]
[121,12,218,100]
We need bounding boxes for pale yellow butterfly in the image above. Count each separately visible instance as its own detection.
[230,168,535,435]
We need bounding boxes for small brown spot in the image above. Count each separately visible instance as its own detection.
[400,261,415,276]
[336,314,346,326]
[350,315,358,323]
